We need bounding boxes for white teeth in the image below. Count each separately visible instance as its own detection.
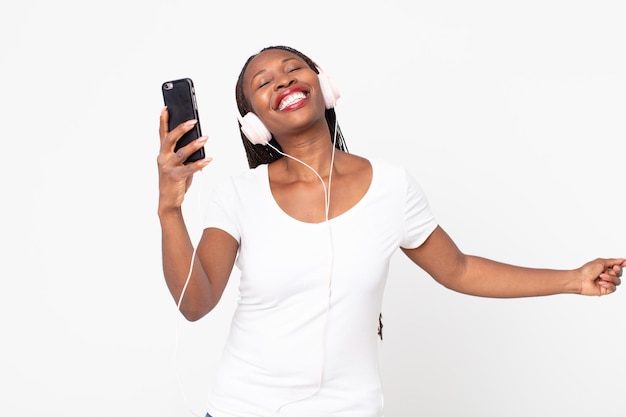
[278,92,306,110]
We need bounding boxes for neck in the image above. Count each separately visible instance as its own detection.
[274,133,337,181]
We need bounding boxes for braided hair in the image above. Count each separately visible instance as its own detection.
[235,45,348,169]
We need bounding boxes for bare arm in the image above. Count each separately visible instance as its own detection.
[157,108,237,321]
[403,226,623,298]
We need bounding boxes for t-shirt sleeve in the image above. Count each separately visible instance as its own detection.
[202,179,241,243]
[399,169,438,249]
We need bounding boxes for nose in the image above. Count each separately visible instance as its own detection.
[274,76,296,90]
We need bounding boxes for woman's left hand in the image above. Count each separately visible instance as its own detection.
[578,258,625,296]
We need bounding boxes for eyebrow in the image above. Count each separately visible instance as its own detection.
[250,57,300,81]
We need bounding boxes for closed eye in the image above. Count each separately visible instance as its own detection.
[256,79,271,90]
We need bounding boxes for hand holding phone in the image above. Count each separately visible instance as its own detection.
[161,78,205,164]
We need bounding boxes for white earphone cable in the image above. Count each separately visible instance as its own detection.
[174,169,205,417]
[269,111,340,416]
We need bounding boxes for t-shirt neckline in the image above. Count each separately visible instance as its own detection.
[260,159,375,225]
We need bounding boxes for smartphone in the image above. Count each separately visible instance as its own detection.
[161,78,205,164]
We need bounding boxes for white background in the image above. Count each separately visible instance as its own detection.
[1,1,625,416]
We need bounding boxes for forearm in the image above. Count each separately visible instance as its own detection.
[448,255,581,298]
[404,227,586,298]
[159,208,213,320]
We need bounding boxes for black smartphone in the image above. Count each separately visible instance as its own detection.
[161,78,205,164]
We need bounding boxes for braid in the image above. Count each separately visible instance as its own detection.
[235,45,348,168]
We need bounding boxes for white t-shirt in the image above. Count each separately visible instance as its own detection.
[202,158,437,417]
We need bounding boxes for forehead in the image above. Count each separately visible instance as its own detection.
[244,49,307,79]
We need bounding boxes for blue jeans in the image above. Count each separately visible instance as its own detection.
[206,414,212,417]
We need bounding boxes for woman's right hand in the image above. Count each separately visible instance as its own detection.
[157,107,212,215]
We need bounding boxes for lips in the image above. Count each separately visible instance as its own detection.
[275,87,309,111]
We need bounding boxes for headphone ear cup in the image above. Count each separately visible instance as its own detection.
[317,69,341,109]
[238,112,272,145]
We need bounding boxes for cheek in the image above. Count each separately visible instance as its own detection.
[250,89,272,115]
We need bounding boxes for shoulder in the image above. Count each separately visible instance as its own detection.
[222,164,267,186]
[336,152,414,189]
[339,151,410,174]
[364,157,430,205]
[208,165,268,200]
[364,156,410,182]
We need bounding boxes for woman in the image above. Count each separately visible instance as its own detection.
[157,45,623,417]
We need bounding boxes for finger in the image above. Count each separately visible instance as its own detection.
[596,258,626,271]
[159,106,169,144]
[608,264,623,277]
[606,257,625,265]
[598,269,622,284]
[164,119,199,153]
[606,260,625,278]
[599,272,621,283]
[596,279,617,295]
[174,135,209,163]
[182,156,213,176]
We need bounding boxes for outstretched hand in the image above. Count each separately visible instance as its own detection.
[578,258,624,296]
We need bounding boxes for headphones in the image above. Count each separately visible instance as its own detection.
[237,68,340,145]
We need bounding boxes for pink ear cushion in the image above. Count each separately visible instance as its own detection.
[240,112,271,145]
[317,70,340,109]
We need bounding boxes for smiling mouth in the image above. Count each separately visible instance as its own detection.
[278,91,307,111]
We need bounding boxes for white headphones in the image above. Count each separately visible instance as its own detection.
[237,68,340,145]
